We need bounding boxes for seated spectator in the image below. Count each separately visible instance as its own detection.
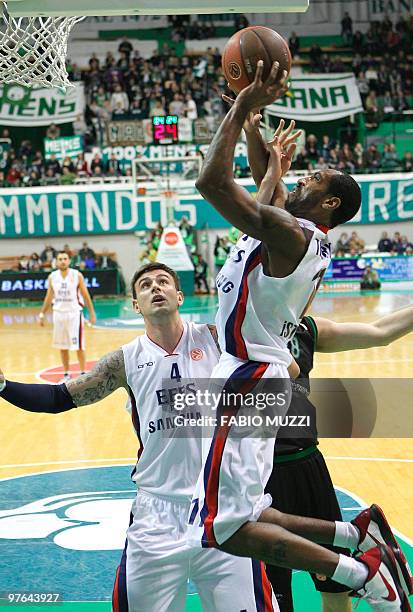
[320,135,333,160]
[30,151,44,176]
[339,143,356,172]
[288,31,300,58]
[306,134,319,163]
[18,255,30,271]
[59,166,76,185]
[392,231,404,254]
[185,93,198,120]
[105,154,121,175]
[42,167,59,186]
[357,72,370,104]
[315,157,329,171]
[29,253,41,271]
[75,152,88,175]
[90,153,103,174]
[110,85,129,112]
[62,156,75,173]
[45,153,61,176]
[46,123,61,140]
[365,91,380,128]
[381,143,400,171]
[98,249,118,269]
[169,93,185,116]
[353,143,364,170]
[194,253,209,294]
[79,242,96,262]
[378,231,393,252]
[149,97,166,117]
[401,151,413,172]
[363,144,381,172]
[129,99,145,119]
[348,231,365,254]
[40,244,57,269]
[6,161,22,186]
[26,170,41,187]
[382,91,395,114]
[360,265,381,290]
[335,232,349,255]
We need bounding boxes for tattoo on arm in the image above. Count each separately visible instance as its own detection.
[66,349,127,406]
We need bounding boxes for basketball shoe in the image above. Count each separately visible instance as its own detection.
[352,504,413,596]
[355,545,411,611]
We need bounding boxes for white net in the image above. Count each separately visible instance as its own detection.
[0,4,83,89]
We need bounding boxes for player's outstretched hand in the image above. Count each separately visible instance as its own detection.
[268,119,302,177]
[236,60,289,111]
[222,94,262,133]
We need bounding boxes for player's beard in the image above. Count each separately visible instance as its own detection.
[285,190,319,218]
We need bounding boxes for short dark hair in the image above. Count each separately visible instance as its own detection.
[131,262,181,299]
[57,251,69,258]
[329,172,362,227]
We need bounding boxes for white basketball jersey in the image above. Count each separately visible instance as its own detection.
[122,322,220,502]
[50,268,83,313]
[215,219,331,365]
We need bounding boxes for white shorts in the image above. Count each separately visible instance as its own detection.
[112,490,279,612]
[187,352,292,548]
[52,310,84,351]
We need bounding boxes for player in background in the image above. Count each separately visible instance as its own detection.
[39,251,96,381]
[188,60,410,611]
[0,263,411,611]
[269,310,413,612]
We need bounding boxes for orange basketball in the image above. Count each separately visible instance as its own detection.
[222,26,291,94]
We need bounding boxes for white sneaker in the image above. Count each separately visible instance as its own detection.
[58,374,71,384]
[355,544,411,611]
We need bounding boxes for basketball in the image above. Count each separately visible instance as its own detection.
[222,26,292,94]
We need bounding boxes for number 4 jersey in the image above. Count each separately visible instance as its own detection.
[215,220,331,366]
[122,322,220,502]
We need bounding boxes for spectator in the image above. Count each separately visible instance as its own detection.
[288,32,300,58]
[360,265,381,290]
[194,253,209,294]
[62,156,75,173]
[352,31,364,54]
[357,72,370,104]
[363,144,381,173]
[382,143,400,171]
[364,91,380,128]
[29,253,41,270]
[46,123,61,140]
[214,236,229,276]
[60,166,76,185]
[42,167,60,186]
[341,12,353,45]
[185,93,198,120]
[98,249,118,269]
[169,93,185,116]
[392,232,404,254]
[110,85,129,112]
[18,255,30,272]
[348,231,365,254]
[378,231,393,252]
[401,151,413,172]
[306,134,319,164]
[40,244,57,268]
[179,216,194,253]
[353,143,364,170]
[309,43,322,70]
[26,170,41,187]
[44,154,61,176]
[150,98,167,117]
[75,152,88,175]
[105,153,121,175]
[335,232,349,256]
[90,153,103,174]
[79,242,96,262]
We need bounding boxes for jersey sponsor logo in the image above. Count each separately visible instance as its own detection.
[191,348,203,361]
[231,248,246,263]
[280,320,299,340]
[315,239,332,259]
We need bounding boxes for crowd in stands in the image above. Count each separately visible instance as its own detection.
[334,231,413,257]
[11,242,120,273]
[293,133,413,174]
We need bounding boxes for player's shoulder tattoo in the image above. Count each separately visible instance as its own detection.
[207,324,221,353]
[66,348,127,407]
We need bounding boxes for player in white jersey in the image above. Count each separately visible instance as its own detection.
[0,262,411,611]
[39,251,96,381]
[188,60,410,610]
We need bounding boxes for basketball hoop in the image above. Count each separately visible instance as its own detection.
[0,2,84,89]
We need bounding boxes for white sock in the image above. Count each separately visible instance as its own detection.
[331,554,369,591]
[333,521,360,549]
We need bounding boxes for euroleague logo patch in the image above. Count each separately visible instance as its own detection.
[191,348,203,361]
[228,61,241,80]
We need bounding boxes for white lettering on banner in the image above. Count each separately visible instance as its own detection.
[368,182,391,222]
[86,193,110,232]
[56,195,80,233]
[26,195,51,235]
[0,196,21,234]
[174,199,197,226]
[397,180,413,220]
[143,199,157,230]
[115,192,138,230]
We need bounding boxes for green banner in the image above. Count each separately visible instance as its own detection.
[266,74,363,122]
[0,174,412,238]
[44,136,83,161]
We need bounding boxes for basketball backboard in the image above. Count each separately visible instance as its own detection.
[7,0,309,17]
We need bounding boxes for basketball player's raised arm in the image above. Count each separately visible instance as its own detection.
[78,273,96,325]
[314,305,413,352]
[196,61,305,255]
[0,349,128,412]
